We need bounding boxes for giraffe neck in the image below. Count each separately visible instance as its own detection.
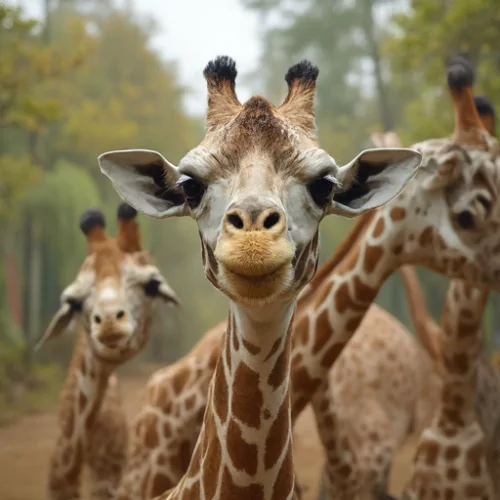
[291,210,405,408]
[59,334,114,441]
[439,281,488,423]
[167,300,296,500]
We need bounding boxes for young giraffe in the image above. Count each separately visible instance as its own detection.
[36,203,180,500]
[113,57,500,500]
[400,272,499,498]
[98,56,422,500]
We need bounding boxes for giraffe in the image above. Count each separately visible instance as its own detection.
[399,96,500,499]
[112,56,500,500]
[36,203,180,500]
[312,65,500,500]
[98,55,422,499]
[400,272,499,498]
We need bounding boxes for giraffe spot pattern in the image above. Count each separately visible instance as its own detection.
[232,361,262,428]
[226,419,258,475]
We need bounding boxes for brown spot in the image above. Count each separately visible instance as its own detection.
[291,396,309,420]
[363,245,383,274]
[334,282,354,315]
[242,338,260,355]
[271,446,294,499]
[265,397,290,469]
[219,466,264,500]
[420,441,439,466]
[444,488,455,500]
[372,217,385,238]
[338,464,353,477]
[152,473,172,496]
[465,442,483,477]
[172,367,190,395]
[161,421,171,439]
[312,309,331,354]
[232,323,240,352]
[446,467,458,480]
[352,276,375,305]
[232,362,262,428]
[345,317,361,332]
[213,366,229,423]
[390,207,406,221]
[419,227,434,247]
[227,419,258,475]
[179,440,193,474]
[393,244,403,255]
[265,337,282,361]
[321,342,345,368]
[144,414,159,448]
[78,391,87,411]
[444,445,460,461]
[268,350,288,389]
[263,409,271,420]
[185,394,197,411]
[202,416,222,499]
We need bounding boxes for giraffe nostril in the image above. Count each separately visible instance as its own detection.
[456,210,475,230]
[94,314,102,324]
[263,211,281,229]
[227,213,244,229]
[116,310,125,320]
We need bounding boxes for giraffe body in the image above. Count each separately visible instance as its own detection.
[40,205,179,500]
[100,56,421,500]
[402,279,498,499]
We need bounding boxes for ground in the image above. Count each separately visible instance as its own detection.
[0,372,416,500]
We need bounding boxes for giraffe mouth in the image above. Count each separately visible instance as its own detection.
[218,263,293,302]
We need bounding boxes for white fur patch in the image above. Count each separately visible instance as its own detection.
[100,287,118,301]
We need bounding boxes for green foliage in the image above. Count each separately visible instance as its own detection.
[23,160,101,286]
[384,0,500,144]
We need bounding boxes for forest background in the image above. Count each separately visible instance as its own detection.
[1,0,499,421]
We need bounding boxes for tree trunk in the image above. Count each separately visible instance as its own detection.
[361,0,393,131]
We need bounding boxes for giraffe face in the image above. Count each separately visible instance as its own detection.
[36,239,179,361]
[397,133,500,286]
[98,57,422,305]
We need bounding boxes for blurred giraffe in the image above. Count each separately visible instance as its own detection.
[36,203,179,500]
[400,267,500,498]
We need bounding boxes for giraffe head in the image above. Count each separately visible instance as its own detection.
[376,57,500,287]
[98,56,422,306]
[35,204,179,363]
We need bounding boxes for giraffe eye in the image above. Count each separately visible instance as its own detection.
[177,175,206,209]
[308,176,336,207]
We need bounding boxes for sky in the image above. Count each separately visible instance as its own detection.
[16,0,262,116]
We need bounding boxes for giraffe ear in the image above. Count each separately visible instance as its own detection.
[329,148,422,217]
[98,149,188,219]
[34,303,76,351]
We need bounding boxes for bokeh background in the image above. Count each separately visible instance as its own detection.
[1,0,499,437]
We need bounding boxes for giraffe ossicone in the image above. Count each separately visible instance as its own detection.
[99,56,422,500]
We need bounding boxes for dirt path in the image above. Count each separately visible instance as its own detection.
[0,374,415,500]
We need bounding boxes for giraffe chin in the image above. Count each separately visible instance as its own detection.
[217,263,294,304]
